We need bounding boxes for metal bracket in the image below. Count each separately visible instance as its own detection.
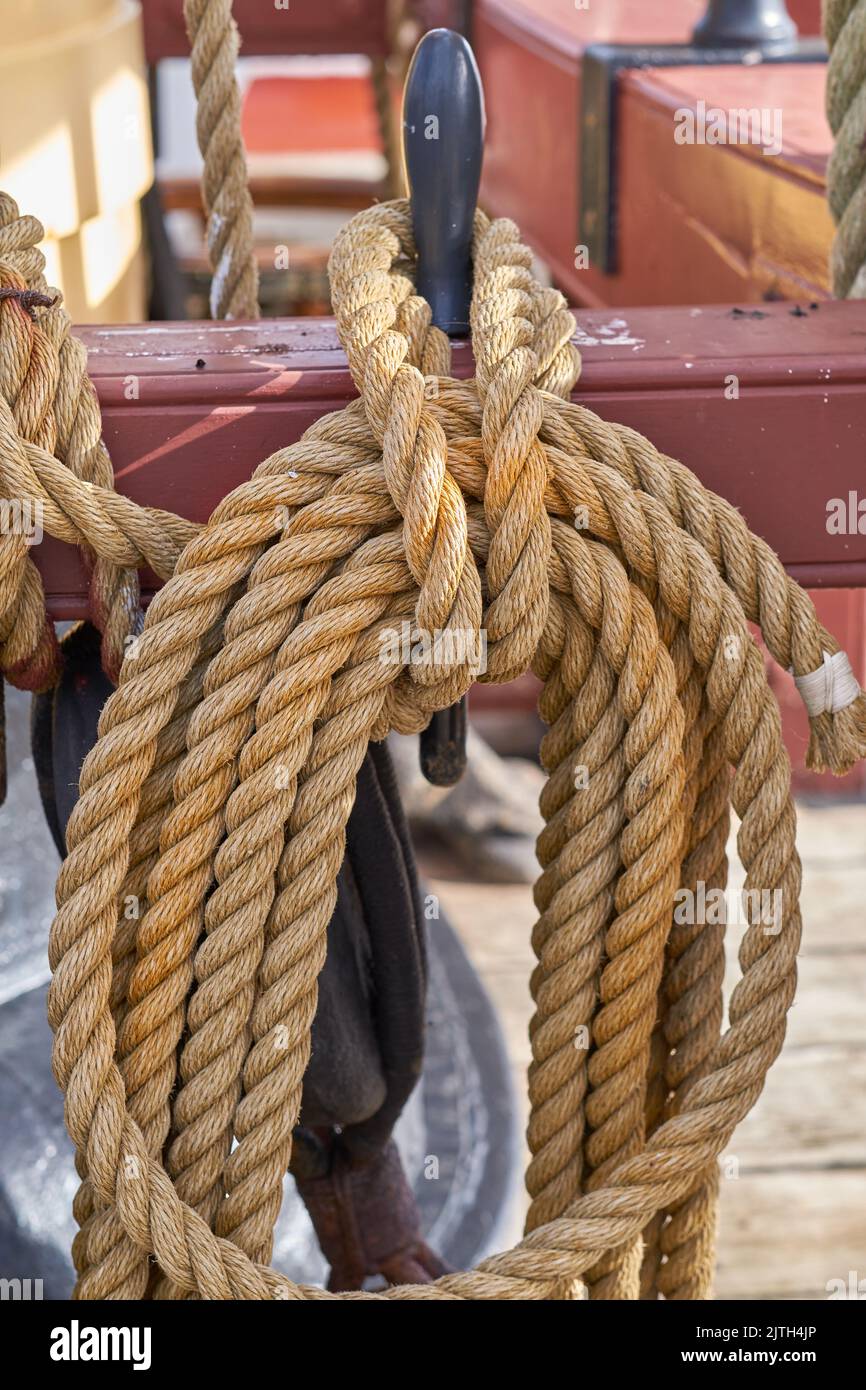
[403,27,484,787]
[579,36,826,275]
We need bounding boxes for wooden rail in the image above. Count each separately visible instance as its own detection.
[141,0,392,58]
[33,300,866,615]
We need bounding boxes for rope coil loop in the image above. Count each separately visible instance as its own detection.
[30,196,865,1299]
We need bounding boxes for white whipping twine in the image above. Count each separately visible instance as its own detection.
[793,650,861,716]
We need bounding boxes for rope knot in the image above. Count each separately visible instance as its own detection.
[330,204,483,708]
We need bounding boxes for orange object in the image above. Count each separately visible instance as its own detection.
[241,76,382,156]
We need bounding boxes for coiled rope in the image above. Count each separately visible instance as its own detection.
[2,195,858,1299]
[0,1,864,1301]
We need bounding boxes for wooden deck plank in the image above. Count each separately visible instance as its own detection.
[728,1046,866,1170]
[716,1172,866,1300]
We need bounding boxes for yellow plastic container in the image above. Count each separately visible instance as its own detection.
[0,0,153,320]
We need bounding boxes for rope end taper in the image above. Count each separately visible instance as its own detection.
[806,695,866,775]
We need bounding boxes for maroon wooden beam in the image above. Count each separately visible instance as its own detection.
[141,0,391,60]
[34,300,866,617]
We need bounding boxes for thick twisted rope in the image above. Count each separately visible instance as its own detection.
[68,2,262,1289]
[824,0,866,296]
[184,0,259,319]
[15,196,856,1299]
[0,196,140,685]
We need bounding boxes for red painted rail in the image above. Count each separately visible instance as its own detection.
[33,300,866,616]
[141,0,391,58]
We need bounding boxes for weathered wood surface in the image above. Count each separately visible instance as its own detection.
[426,800,866,1300]
[35,301,866,614]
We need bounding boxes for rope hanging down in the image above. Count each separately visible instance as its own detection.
[824,0,866,296]
[185,0,260,320]
[0,188,861,1296]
